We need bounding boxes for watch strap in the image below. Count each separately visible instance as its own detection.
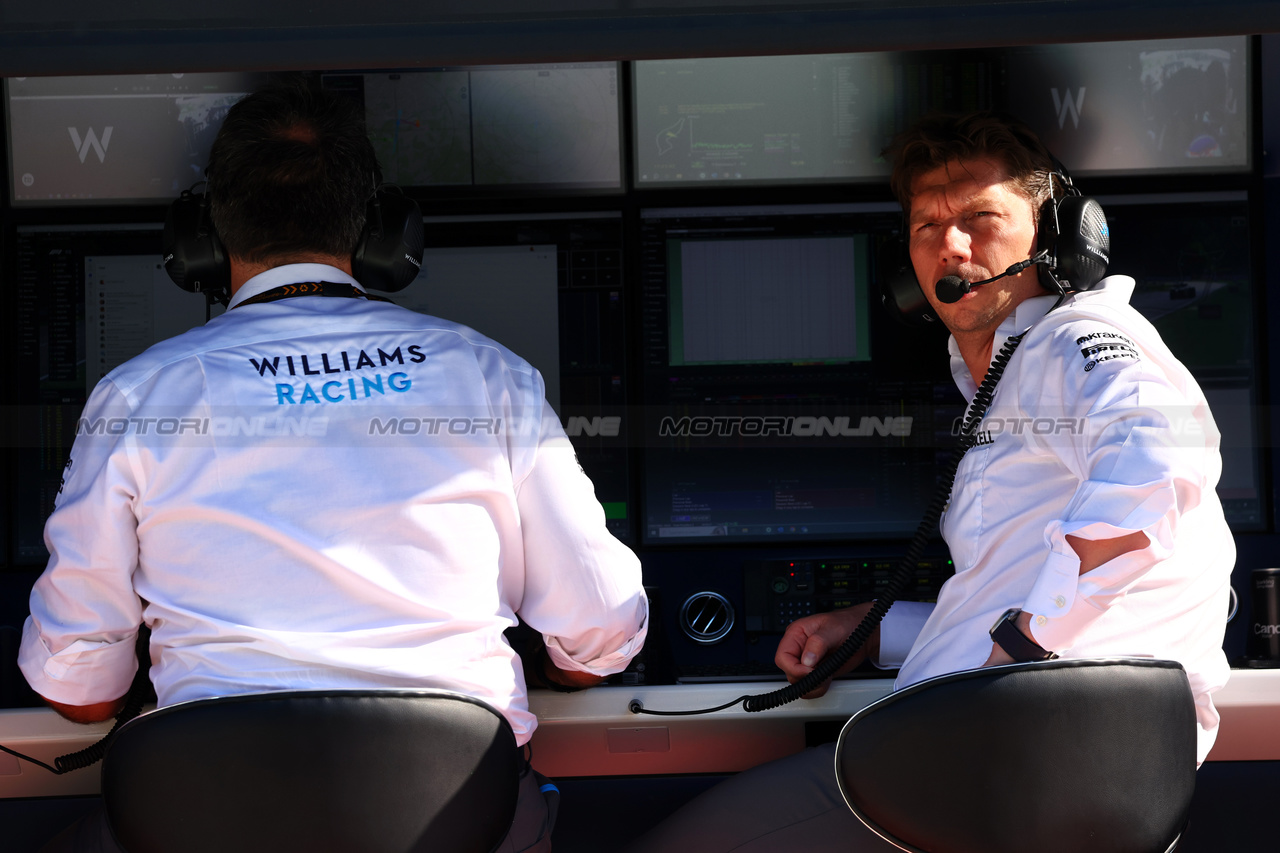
[990,609,1058,662]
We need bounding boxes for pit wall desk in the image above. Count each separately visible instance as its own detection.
[2,670,1277,798]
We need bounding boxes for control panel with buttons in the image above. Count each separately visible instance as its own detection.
[743,557,954,634]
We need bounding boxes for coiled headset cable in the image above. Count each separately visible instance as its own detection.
[630,331,1028,717]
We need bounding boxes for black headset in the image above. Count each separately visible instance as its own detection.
[881,162,1111,327]
[162,184,426,306]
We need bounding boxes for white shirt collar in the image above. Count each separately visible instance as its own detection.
[227,263,363,309]
[946,275,1135,397]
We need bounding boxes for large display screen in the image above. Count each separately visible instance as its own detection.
[633,35,1249,187]
[633,52,1000,187]
[6,73,268,204]
[1008,37,1250,175]
[324,63,622,190]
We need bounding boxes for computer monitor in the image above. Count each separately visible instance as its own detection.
[5,73,269,205]
[639,202,958,545]
[323,63,622,190]
[632,35,1250,188]
[369,211,632,542]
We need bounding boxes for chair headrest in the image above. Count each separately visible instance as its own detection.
[835,659,1197,853]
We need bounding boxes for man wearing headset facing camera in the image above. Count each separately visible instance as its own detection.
[20,84,647,853]
[630,112,1233,852]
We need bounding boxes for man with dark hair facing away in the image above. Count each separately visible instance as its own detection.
[21,84,647,853]
[629,111,1232,852]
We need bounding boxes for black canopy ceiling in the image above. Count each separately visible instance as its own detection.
[2,0,1278,77]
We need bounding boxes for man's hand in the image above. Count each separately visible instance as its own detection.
[775,602,879,699]
[42,694,126,724]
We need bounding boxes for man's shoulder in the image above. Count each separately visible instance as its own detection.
[101,321,226,393]
[1030,276,1153,349]
[1022,274,1199,391]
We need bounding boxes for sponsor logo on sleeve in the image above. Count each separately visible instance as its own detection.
[1075,331,1140,372]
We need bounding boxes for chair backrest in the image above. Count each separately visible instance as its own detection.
[835,658,1197,853]
[101,689,520,853]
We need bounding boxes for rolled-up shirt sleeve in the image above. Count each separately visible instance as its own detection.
[19,381,143,706]
[513,398,647,677]
[1023,324,1220,651]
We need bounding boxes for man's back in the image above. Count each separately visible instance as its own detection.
[24,264,647,745]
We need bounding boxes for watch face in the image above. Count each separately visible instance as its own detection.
[990,607,1019,634]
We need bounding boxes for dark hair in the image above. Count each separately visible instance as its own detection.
[206,84,380,264]
[886,112,1058,220]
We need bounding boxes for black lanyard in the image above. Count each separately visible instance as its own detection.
[231,281,395,309]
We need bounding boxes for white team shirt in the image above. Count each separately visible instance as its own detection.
[878,276,1233,763]
[20,264,648,744]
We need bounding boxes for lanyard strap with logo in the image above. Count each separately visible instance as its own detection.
[232,281,395,309]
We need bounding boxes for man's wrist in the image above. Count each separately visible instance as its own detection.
[989,608,1057,662]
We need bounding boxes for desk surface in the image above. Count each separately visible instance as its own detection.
[2,670,1277,798]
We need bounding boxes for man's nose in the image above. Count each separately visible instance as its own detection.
[941,225,971,261]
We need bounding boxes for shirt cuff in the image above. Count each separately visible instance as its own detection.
[1025,545,1109,651]
[543,603,649,677]
[1028,545,1082,611]
[1026,596,1108,653]
[17,617,139,707]
[872,600,935,669]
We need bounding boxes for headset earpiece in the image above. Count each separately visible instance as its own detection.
[351,188,425,293]
[163,183,426,300]
[1035,165,1110,295]
[162,188,230,304]
[882,256,940,327]
[879,220,942,328]
[1040,194,1110,292]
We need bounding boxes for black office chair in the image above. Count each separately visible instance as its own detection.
[100,689,521,853]
[834,658,1197,853]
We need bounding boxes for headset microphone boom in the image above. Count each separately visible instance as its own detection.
[934,252,1051,304]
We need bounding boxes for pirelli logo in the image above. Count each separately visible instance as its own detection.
[1075,331,1139,372]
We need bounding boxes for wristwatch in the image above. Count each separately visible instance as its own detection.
[989,608,1058,662]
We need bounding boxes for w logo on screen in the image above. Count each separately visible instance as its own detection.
[1050,88,1085,130]
[68,126,113,163]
